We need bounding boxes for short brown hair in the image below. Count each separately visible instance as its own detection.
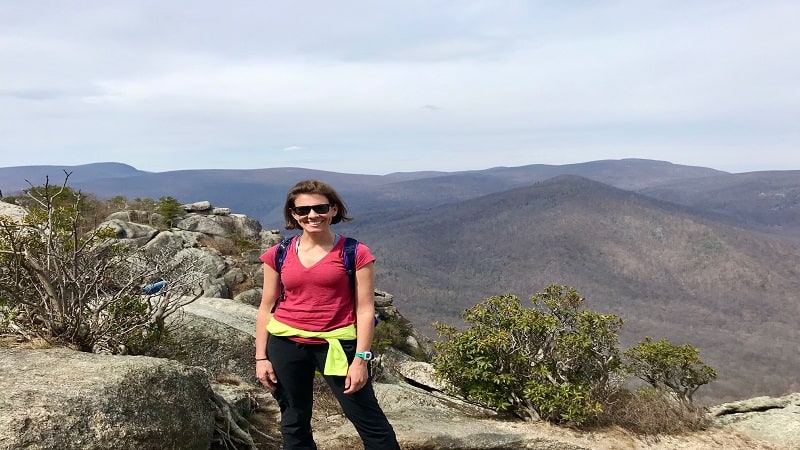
[283,179,353,230]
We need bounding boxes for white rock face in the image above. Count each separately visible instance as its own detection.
[0,201,27,221]
[710,393,800,449]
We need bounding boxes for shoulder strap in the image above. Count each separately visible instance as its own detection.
[341,237,378,326]
[271,236,294,311]
[342,237,358,291]
[274,236,294,273]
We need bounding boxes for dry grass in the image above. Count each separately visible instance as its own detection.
[213,370,247,386]
[0,335,54,349]
[312,377,344,416]
[599,387,711,435]
[197,235,238,256]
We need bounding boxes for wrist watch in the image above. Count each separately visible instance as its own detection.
[355,351,374,361]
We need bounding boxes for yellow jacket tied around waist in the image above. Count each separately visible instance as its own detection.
[266,318,357,376]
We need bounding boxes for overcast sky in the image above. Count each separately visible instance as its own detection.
[1,1,798,175]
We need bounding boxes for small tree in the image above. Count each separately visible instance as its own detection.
[432,285,624,425]
[0,173,205,354]
[155,196,184,228]
[107,195,129,212]
[624,337,717,407]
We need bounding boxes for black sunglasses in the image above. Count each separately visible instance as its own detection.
[292,203,332,216]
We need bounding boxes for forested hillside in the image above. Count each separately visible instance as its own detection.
[344,175,800,404]
[641,170,800,242]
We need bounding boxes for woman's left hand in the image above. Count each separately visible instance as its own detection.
[343,358,369,394]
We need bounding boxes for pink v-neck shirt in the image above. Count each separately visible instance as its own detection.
[261,236,376,338]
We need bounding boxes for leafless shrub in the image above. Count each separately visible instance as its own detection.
[599,387,710,435]
[0,173,206,355]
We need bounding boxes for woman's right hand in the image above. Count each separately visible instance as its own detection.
[256,359,278,391]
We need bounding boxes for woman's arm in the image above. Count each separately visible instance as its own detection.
[255,264,281,390]
[344,261,376,394]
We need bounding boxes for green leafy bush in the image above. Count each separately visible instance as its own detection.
[432,285,624,425]
[624,337,717,406]
[431,284,718,431]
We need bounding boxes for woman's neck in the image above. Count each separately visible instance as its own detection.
[299,231,336,248]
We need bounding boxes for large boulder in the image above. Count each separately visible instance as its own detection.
[234,287,263,306]
[260,229,284,249]
[0,348,216,449]
[99,218,158,240]
[176,247,227,281]
[0,201,27,221]
[169,297,260,382]
[230,214,263,241]
[143,229,204,256]
[175,214,231,237]
[174,213,262,241]
[709,393,800,449]
[182,201,212,212]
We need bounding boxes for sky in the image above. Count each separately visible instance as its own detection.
[1,1,798,175]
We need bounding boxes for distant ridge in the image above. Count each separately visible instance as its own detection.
[0,162,147,195]
[0,159,726,228]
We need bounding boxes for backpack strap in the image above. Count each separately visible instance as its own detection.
[274,236,294,273]
[342,236,358,292]
[271,236,294,311]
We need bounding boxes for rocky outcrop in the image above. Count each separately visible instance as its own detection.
[174,202,262,241]
[102,218,159,241]
[709,393,800,449]
[314,380,791,449]
[374,290,434,357]
[0,348,216,450]
[92,201,282,302]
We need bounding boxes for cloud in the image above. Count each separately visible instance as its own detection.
[0,1,798,174]
[0,88,78,101]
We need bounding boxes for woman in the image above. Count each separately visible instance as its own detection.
[255,179,400,450]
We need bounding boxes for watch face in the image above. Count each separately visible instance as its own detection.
[357,351,373,361]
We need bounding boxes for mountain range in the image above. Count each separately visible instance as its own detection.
[1,159,798,404]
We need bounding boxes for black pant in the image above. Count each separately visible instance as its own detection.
[267,335,400,450]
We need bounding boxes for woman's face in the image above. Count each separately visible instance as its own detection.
[291,193,337,234]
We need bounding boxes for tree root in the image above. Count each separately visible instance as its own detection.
[211,391,258,449]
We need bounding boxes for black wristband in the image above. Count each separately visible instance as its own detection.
[255,357,268,361]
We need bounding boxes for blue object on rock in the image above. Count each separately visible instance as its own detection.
[142,280,167,295]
